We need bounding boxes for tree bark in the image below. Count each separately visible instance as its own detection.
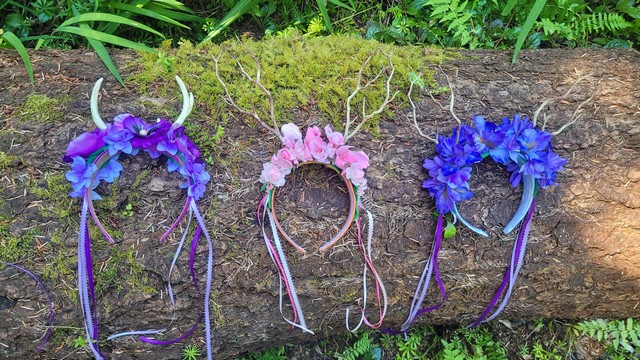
[0,47,639,359]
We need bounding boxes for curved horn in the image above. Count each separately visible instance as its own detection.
[90,78,107,130]
[174,75,194,126]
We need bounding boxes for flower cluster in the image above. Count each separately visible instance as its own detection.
[259,123,369,193]
[65,114,209,201]
[423,115,566,213]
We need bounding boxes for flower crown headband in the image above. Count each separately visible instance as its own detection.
[65,77,214,360]
[398,113,567,333]
[212,48,392,335]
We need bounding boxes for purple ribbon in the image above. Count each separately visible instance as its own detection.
[470,198,536,327]
[385,213,447,335]
[0,261,54,352]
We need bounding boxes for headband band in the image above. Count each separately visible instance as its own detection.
[257,123,387,334]
[399,114,566,333]
[269,161,358,253]
[65,78,214,360]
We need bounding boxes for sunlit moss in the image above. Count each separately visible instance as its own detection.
[16,94,67,123]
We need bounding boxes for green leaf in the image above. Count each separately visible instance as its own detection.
[511,0,546,64]
[56,26,157,53]
[77,23,124,84]
[327,0,354,11]
[316,0,335,34]
[502,0,519,16]
[202,0,260,42]
[616,0,640,19]
[59,13,165,38]
[444,221,457,239]
[107,2,190,29]
[143,3,204,22]
[0,31,34,85]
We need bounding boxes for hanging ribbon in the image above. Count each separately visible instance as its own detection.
[257,193,313,334]
[470,198,536,327]
[346,208,387,331]
[388,213,446,335]
[0,261,54,352]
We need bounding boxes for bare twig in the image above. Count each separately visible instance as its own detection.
[406,73,437,143]
[533,73,592,127]
[426,69,462,143]
[344,50,400,141]
[550,91,596,136]
[212,48,282,141]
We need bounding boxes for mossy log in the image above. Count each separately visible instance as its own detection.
[1,46,639,359]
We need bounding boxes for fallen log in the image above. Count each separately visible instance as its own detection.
[0,46,639,359]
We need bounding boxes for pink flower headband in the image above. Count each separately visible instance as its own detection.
[212,47,397,335]
[257,123,386,334]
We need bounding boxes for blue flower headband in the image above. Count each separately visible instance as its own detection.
[65,77,214,360]
[400,114,566,333]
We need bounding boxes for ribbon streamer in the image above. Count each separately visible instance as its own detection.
[0,261,54,352]
[346,209,387,331]
[258,193,312,334]
[470,198,536,327]
[391,214,447,335]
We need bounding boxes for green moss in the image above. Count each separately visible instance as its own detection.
[16,94,67,123]
[0,151,15,170]
[30,173,75,221]
[95,245,156,296]
[0,214,39,263]
[132,35,452,165]
[41,230,78,302]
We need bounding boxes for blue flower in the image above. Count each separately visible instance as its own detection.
[65,156,98,198]
[97,156,123,183]
[178,162,210,201]
[104,126,134,156]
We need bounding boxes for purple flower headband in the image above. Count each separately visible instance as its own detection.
[399,114,566,333]
[65,77,214,360]
[257,123,387,334]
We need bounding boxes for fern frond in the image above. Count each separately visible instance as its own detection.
[580,12,631,34]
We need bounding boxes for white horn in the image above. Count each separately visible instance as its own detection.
[90,78,107,130]
[174,75,194,126]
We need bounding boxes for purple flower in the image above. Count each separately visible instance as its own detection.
[65,129,107,160]
[104,126,134,156]
[65,156,97,198]
[157,139,178,155]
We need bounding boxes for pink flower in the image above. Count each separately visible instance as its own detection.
[276,148,298,167]
[307,137,330,163]
[281,123,302,148]
[293,141,313,162]
[343,165,367,188]
[304,126,322,145]
[259,162,286,187]
[335,146,356,169]
[350,150,370,170]
[324,125,345,148]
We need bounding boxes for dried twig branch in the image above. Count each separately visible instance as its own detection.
[344,50,400,141]
[533,73,592,128]
[212,48,282,140]
[406,73,437,143]
[427,69,462,143]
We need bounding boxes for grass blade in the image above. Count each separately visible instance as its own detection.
[107,1,190,29]
[56,26,157,53]
[501,0,519,16]
[77,23,124,84]
[143,3,204,22]
[202,0,260,42]
[316,0,335,33]
[327,0,353,11]
[512,0,546,64]
[59,13,165,38]
[1,31,35,85]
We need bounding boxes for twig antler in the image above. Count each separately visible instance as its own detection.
[406,73,438,143]
[427,69,463,143]
[533,73,592,128]
[212,45,282,141]
[344,50,400,141]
